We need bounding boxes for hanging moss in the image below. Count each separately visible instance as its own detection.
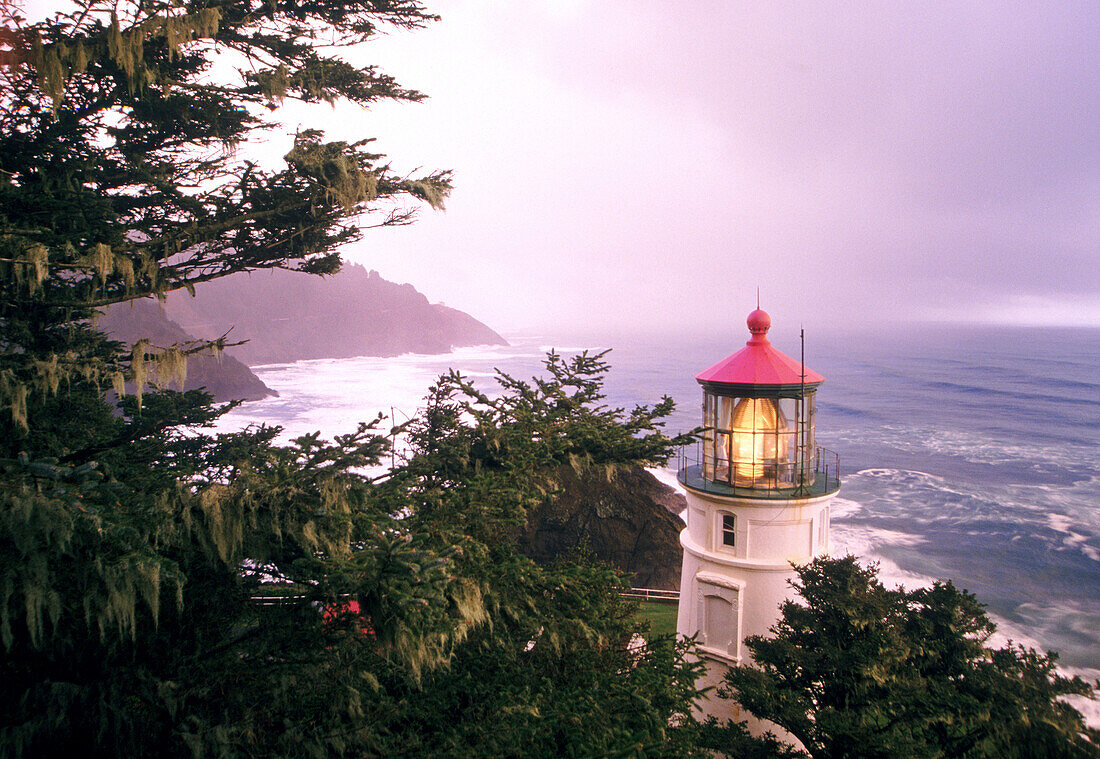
[163,16,189,61]
[38,47,66,108]
[69,40,88,75]
[32,355,61,396]
[12,244,49,295]
[257,64,290,103]
[109,371,126,398]
[29,33,63,110]
[286,135,380,211]
[21,575,62,649]
[400,178,448,210]
[113,252,135,291]
[137,252,159,292]
[106,14,124,73]
[154,345,187,389]
[0,576,12,650]
[0,370,29,431]
[452,579,489,631]
[129,339,149,409]
[127,26,145,85]
[89,7,222,96]
[198,484,241,564]
[104,13,142,94]
[162,7,221,60]
[83,242,113,286]
[1,489,77,649]
[136,559,161,628]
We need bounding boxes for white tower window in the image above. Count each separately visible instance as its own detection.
[721,513,736,548]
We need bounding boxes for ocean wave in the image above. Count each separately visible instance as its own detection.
[922,379,1100,408]
[840,468,1100,552]
[1046,513,1100,561]
[1007,476,1100,531]
[828,497,864,519]
[249,344,545,371]
[831,523,930,565]
[986,611,1100,729]
[822,403,875,419]
[851,467,938,479]
[833,424,1098,469]
[840,468,1007,525]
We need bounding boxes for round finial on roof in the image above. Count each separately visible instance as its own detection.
[747,308,771,336]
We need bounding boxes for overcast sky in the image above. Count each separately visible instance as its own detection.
[304,1,1095,334]
[26,1,1100,333]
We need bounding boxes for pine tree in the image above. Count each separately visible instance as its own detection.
[364,352,706,757]
[710,557,1100,759]
[0,4,707,755]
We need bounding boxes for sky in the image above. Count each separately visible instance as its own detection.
[22,1,1100,334]
[318,2,1100,334]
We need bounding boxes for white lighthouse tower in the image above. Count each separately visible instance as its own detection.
[675,308,840,724]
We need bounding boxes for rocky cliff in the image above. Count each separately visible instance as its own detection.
[101,266,507,400]
[518,465,686,590]
[162,265,507,366]
[98,300,276,402]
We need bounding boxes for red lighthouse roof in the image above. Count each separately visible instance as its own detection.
[695,309,824,389]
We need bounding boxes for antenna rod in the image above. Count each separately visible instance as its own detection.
[800,326,806,492]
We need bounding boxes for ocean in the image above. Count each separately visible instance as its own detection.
[214,322,1100,707]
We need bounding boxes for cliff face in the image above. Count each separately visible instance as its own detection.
[97,300,276,402]
[518,465,687,590]
[100,266,506,400]
[162,265,507,366]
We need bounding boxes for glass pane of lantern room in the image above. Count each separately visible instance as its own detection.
[777,397,799,485]
[806,393,815,451]
[797,393,813,482]
[715,395,736,484]
[703,392,716,479]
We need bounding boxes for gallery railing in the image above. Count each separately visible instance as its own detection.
[676,443,840,499]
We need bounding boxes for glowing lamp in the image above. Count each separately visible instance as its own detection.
[730,396,789,486]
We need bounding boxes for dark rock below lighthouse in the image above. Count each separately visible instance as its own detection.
[518,464,686,590]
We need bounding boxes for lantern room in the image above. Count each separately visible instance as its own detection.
[679,308,839,497]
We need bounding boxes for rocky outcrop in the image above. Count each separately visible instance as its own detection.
[98,299,275,402]
[519,465,686,590]
[100,266,506,400]
[161,265,507,366]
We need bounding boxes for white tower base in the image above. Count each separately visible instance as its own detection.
[676,486,835,730]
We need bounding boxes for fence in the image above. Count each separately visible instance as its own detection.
[619,587,680,604]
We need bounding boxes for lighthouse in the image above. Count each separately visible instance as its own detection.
[675,308,840,725]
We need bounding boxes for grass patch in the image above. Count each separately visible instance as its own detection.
[633,600,679,638]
